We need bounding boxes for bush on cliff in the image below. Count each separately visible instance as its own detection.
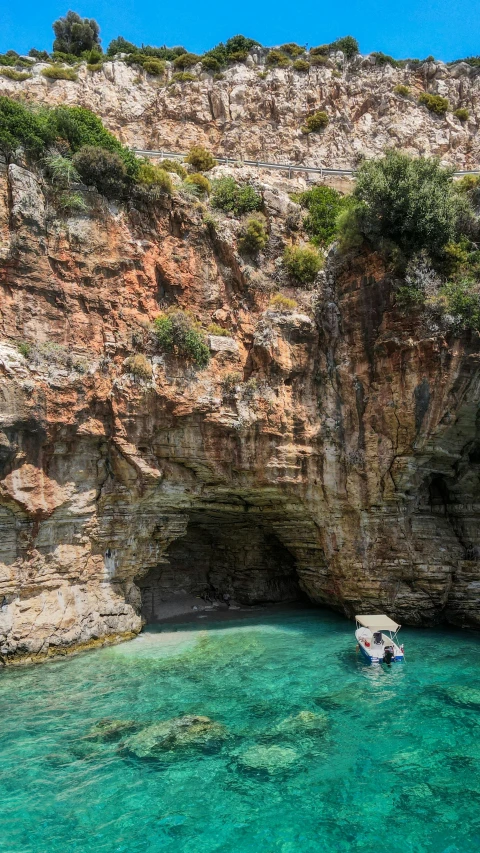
[340,151,469,258]
[137,161,173,194]
[211,177,262,216]
[299,185,353,246]
[238,216,268,254]
[0,97,57,157]
[301,111,329,134]
[418,93,449,115]
[72,146,130,198]
[154,311,210,367]
[185,146,216,172]
[283,245,323,284]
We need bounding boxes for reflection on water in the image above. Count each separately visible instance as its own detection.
[1,608,479,853]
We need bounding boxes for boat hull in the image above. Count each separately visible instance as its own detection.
[358,642,404,665]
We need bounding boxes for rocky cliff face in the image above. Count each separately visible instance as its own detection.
[1,54,480,169]
[1,69,480,663]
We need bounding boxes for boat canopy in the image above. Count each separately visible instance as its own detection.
[355,614,400,631]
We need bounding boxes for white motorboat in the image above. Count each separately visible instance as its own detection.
[355,614,405,664]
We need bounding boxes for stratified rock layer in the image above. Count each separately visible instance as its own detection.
[0,153,480,664]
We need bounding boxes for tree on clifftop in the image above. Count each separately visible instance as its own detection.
[52,10,101,56]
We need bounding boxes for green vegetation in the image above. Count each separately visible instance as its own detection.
[372,52,400,68]
[41,65,78,81]
[170,72,196,84]
[0,52,33,68]
[52,11,101,56]
[309,55,330,67]
[154,311,210,367]
[72,146,129,198]
[238,216,268,254]
[418,93,449,115]
[156,159,187,179]
[329,36,359,58]
[211,177,262,216]
[173,52,201,69]
[124,353,153,379]
[394,84,410,96]
[454,108,469,121]
[293,59,310,72]
[269,294,297,311]
[344,151,467,258]
[43,152,80,185]
[184,173,211,195]
[142,58,165,76]
[266,50,291,68]
[301,111,329,134]
[300,185,353,246]
[137,161,173,194]
[279,43,305,57]
[283,245,323,284]
[207,323,230,336]
[185,146,216,171]
[0,68,31,81]
[28,49,50,61]
[431,279,480,331]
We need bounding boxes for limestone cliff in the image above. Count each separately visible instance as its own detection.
[1,53,480,169]
[1,143,480,666]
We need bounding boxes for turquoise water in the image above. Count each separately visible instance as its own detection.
[1,609,480,853]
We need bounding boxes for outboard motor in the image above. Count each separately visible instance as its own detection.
[384,647,394,666]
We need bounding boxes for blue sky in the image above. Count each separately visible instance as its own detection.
[1,0,479,61]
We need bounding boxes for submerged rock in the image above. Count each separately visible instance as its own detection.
[238,744,298,773]
[122,715,227,759]
[276,710,328,735]
[444,686,480,709]
[86,718,139,741]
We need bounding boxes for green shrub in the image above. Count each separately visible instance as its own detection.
[300,185,353,246]
[238,216,268,253]
[0,68,31,81]
[293,59,310,72]
[221,371,242,392]
[208,322,230,336]
[454,108,469,121]
[330,36,359,58]
[396,284,426,309]
[154,311,210,367]
[170,72,196,84]
[211,176,262,216]
[41,65,78,81]
[50,51,79,65]
[0,52,33,68]
[28,48,50,61]
[185,145,216,171]
[279,43,305,57]
[185,172,211,194]
[56,191,88,213]
[266,50,291,68]
[0,96,57,157]
[310,45,329,56]
[125,353,153,379]
[157,158,187,178]
[372,52,400,68]
[107,36,138,56]
[301,111,329,133]
[345,151,467,257]
[173,53,201,69]
[87,62,103,72]
[52,11,101,56]
[269,294,297,311]
[137,161,173,193]
[283,245,323,283]
[143,58,165,75]
[72,146,129,198]
[418,93,449,115]
[430,280,480,331]
[394,84,410,96]
[309,55,329,66]
[53,105,138,177]
[43,152,80,186]
[202,55,222,72]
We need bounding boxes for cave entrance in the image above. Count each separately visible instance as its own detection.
[137,509,303,623]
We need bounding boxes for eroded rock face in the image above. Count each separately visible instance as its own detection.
[1,56,480,169]
[0,156,480,664]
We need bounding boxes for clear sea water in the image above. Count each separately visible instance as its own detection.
[1,608,480,853]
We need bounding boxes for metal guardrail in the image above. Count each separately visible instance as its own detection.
[133,149,480,178]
